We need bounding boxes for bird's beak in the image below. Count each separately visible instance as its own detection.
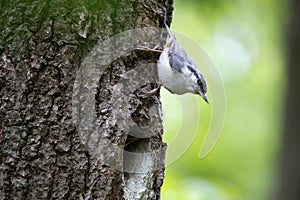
[199,91,209,104]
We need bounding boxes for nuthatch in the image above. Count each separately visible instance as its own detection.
[139,24,208,103]
[159,24,208,103]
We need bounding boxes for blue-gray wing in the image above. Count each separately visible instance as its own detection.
[168,52,185,73]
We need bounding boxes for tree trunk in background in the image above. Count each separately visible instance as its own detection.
[1,1,173,199]
[275,0,300,199]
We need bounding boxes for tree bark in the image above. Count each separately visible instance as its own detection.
[1,1,173,199]
[275,0,300,199]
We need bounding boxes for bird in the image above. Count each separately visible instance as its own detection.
[138,24,208,103]
[126,25,209,148]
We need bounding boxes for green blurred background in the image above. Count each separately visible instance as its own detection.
[161,0,287,199]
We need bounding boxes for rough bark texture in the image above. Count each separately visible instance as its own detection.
[275,0,300,199]
[1,1,173,199]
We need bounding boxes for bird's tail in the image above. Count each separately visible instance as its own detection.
[164,24,176,48]
[164,24,187,58]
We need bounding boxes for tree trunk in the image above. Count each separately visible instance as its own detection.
[275,0,300,199]
[1,1,173,199]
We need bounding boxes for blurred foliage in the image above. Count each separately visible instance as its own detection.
[161,0,287,199]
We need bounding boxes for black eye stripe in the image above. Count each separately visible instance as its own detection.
[189,65,206,92]
[187,64,204,89]
[187,65,203,89]
[187,65,199,79]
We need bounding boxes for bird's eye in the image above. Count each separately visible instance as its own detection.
[197,79,207,93]
[197,79,203,87]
